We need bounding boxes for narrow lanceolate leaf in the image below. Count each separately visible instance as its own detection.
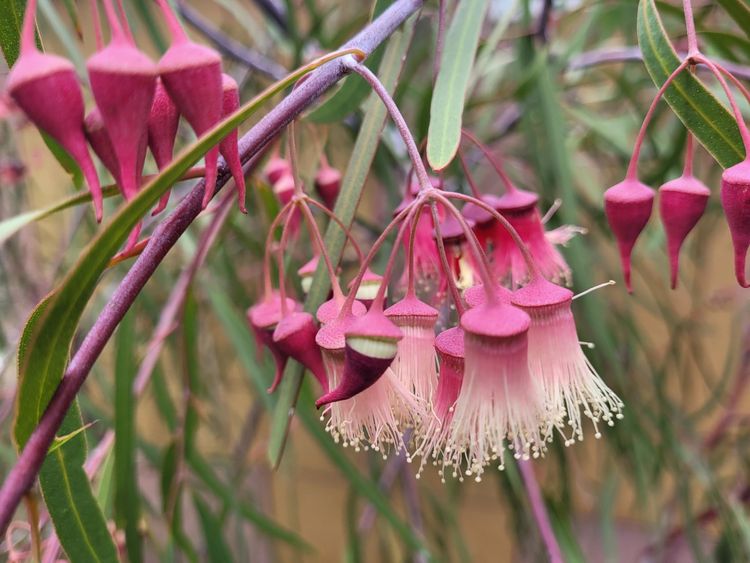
[717,0,750,41]
[0,0,25,65]
[0,186,119,247]
[115,310,142,563]
[12,50,355,560]
[193,495,235,563]
[426,0,489,170]
[268,13,418,468]
[18,298,118,563]
[638,0,744,168]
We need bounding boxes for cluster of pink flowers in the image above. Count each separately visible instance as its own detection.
[250,135,623,482]
[6,0,246,249]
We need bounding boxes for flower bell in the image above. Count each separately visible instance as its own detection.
[721,158,750,287]
[604,178,655,292]
[463,282,512,307]
[659,174,710,289]
[315,309,412,456]
[247,293,298,393]
[384,295,439,408]
[446,295,545,481]
[511,275,623,445]
[414,327,465,482]
[273,311,328,391]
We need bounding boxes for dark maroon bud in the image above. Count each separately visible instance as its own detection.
[247,293,298,393]
[604,178,655,292]
[7,0,104,220]
[721,159,750,288]
[273,312,328,391]
[315,310,402,407]
[658,174,710,289]
[148,78,180,215]
[314,162,341,209]
[220,73,247,214]
[87,0,156,201]
[156,0,223,209]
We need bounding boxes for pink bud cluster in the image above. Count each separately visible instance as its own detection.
[250,134,623,480]
[5,0,247,245]
[604,51,750,291]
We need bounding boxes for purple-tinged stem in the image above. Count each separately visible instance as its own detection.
[626,59,691,180]
[682,0,698,57]
[263,201,294,299]
[299,202,346,301]
[20,0,38,54]
[683,130,695,177]
[0,0,423,532]
[518,460,564,563]
[430,201,465,315]
[345,60,433,192]
[304,197,364,262]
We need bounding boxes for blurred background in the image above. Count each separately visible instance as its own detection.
[1,0,750,561]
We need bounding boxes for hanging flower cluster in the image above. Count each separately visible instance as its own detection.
[250,60,623,482]
[604,43,750,291]
[5,0,246,248]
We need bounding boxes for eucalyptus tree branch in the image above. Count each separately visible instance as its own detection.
[0,0,424,534]
[177,1,287,80]
[251,0,288,34]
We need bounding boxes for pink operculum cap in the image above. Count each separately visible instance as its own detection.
[247,293,298,393]
[348,268,384,308]
[220,73,247,213]
[604,178,655,292]
[315,310,403,407]
[272,311,328,392]
[148,78,180,215]
[512,275,623,444]
[314,163,341,209]
[658,174,710,289]
[157,0,223,208]
[315,313,409,456]
[446,301,545,482]
[463,283,512,308]
[721,159,750,288]
[414,326,465,481]
[86,9,157,202]
[7,0,103,220]
[384,296,439,406]
[264,155,291,185]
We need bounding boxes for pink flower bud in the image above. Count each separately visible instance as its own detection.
[658,174,710,289]
[247,293,298,393]
[264,155,291,185]
[156,0,223,208]
[148,78,180,215]
[87,0,157,201]
[314,163,341,209]
[220,73,247,213]
[604,178,655,292]
[721,159,750,287]
[273,311,327,391]
[7,0,104,220]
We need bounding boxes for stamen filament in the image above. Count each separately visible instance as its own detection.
[572,280,616,300]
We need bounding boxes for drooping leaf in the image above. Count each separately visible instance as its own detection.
[0,186,118,247]
[426,0,489,170]
[0,0,25,65]
[267,12,418,468]
[717,0,750,41]
[193,495,235,563]
[638,0,744,168]
[115,310,142,563]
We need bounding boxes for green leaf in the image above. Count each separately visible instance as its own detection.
[0,0,25,65]
[638,0,744,168]
[0,186,119,247]
[268,13,417,467]
[115,309,142,563]
[717,0,750,40]
[426,0,489,170]
[193,495,235,563]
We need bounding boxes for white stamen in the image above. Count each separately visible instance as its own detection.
[541,198,563,224]
[572,280,615,300]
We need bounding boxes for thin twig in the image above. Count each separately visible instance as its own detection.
[518,460,564,563]
[0,0,424,534]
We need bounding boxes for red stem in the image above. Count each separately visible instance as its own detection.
[682,0,698,57]
[430,201,465,315]
[303,197,364,263]
[20,0,39,54]
[518,460,564,563]
[156,0,189,43]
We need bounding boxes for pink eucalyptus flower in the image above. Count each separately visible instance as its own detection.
[512,276,623,444]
